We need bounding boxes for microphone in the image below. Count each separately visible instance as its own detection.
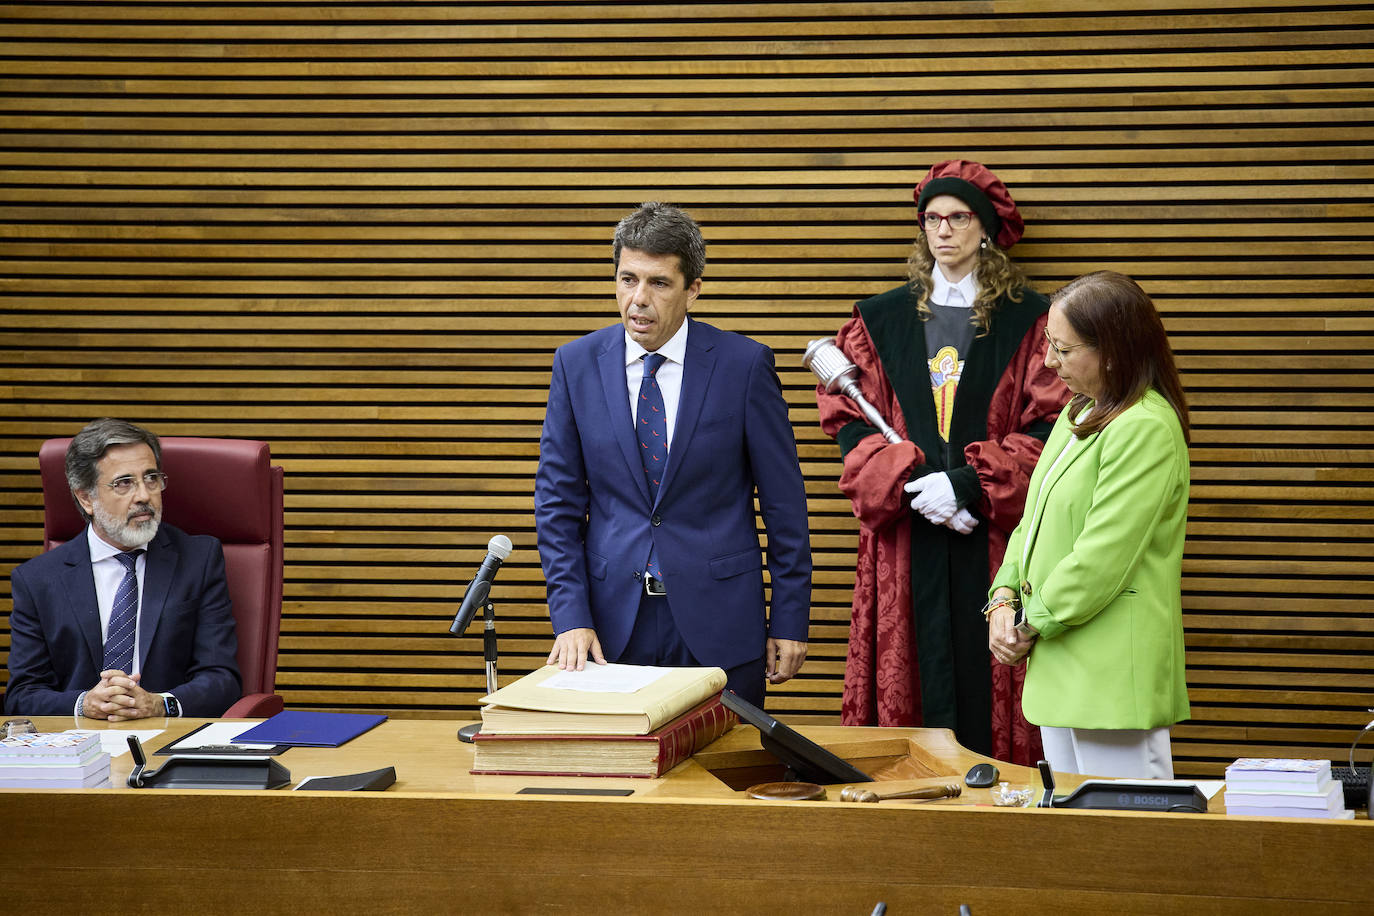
[450,535,513,636]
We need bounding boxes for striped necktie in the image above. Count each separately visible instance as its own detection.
[102,550,144,673]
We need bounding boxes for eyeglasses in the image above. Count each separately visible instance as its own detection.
[1043,327,1091,360]
[917,210,976,232]
[105,471,169,496]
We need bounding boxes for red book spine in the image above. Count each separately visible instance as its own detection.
[649,696,737,777]
[469,695,739,778]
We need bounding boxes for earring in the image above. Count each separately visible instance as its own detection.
[980,238,988,250]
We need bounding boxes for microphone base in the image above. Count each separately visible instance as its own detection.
[457,723,483,744]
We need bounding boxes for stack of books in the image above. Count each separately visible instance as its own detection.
[471,664,737,778]
[0,732,112,788]
[1224,758,1352,819]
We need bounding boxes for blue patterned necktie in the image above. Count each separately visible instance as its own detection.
[637,353,668,580]
[637,353,669,496]
[102,550,144,673]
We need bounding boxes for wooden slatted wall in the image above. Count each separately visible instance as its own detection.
[1,1,1370,777]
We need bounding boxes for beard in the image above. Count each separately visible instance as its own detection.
[91,499,161,550]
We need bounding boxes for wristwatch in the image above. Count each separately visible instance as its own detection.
[1013,606,1037,638]
[162,694,181,718]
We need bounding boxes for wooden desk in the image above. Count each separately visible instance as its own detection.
[2,718,1371,914]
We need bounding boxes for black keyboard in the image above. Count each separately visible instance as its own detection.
[1331,764,1370,810]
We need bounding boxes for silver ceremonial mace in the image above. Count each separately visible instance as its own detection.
[803,338,903,444]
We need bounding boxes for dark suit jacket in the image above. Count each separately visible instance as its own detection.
[534,318,812,669]
[4,522,242,716]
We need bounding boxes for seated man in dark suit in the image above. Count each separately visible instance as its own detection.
[4,418,241,719]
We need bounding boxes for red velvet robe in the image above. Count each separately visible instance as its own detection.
[817,283,1069,764]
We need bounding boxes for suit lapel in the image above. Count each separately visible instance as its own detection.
[138,527,176,666]
[1021,421,1101,564]
[57,534,102,669]
[656,319,716,503]
[598,334,653,507]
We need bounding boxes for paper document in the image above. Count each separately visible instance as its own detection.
[168,721,278,751]
[66,728,163,757]
[541,663,672,694]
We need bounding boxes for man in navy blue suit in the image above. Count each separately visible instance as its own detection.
[535,202,812,708]
[4,418,240,719]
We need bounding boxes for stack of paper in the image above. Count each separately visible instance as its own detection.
[1224,758,1351,819]
[0,732,111,788]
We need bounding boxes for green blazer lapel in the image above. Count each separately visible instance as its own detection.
[1020,420,1101,567]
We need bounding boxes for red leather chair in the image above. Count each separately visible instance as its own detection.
[38,436,285,717]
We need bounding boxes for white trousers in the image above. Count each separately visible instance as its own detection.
[1039,725,1174,779]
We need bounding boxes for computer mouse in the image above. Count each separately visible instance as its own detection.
[965,762,999,788]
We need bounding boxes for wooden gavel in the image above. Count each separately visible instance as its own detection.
[839,783,962,803]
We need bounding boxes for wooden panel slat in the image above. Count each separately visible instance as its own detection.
[1,0,1371,779]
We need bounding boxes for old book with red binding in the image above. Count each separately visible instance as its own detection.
[478,664,726,735]
[470,695,737,778]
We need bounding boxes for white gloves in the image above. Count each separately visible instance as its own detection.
[945,508,980,534]
[904,472,957,524]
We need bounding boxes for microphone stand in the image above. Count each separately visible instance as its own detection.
[456,595,499,744]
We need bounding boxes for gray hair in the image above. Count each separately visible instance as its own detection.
[612,202,706,285]
[65,418,162,519]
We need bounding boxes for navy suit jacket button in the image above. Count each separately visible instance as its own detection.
[651,514,662,526]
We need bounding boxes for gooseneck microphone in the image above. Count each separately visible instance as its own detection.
[450,535,513,636]
[451,535,513,744]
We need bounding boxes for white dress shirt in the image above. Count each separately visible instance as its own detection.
[87,524,147,675]
[929,267,979,309]
[623,318,690,449]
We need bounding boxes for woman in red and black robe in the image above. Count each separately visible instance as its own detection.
[817,160,1069,763]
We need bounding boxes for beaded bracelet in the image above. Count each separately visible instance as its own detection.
[981,595,1019,622]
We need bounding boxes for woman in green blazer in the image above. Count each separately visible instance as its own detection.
[986,271,1191,779]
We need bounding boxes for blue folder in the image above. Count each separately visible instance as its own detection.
[231,710,387,748]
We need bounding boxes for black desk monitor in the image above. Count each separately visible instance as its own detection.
[721,690,872,785]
